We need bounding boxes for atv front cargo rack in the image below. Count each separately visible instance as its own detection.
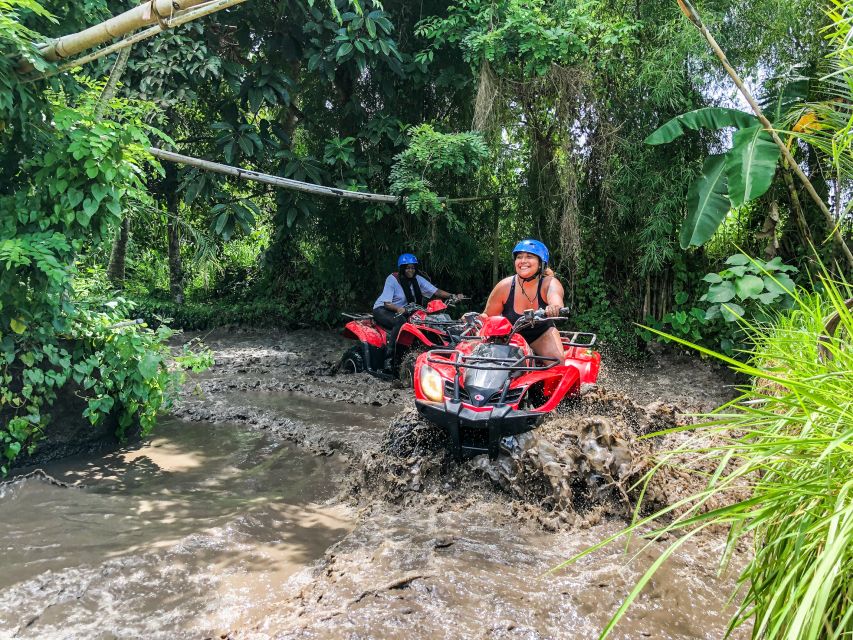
[419,349,562,460]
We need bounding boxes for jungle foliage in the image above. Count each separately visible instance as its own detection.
[1,0,851,459]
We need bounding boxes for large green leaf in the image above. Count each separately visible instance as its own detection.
[706,281,736,303]
[726,125,781,207]
[645,108,758,145]
[680,155,730,248]
[735,274,764,300]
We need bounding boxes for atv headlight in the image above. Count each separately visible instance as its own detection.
[420,365,444,402]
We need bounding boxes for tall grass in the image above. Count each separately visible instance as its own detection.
[561,274,853,639]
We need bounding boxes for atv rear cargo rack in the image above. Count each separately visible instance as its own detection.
[341,311,374,321]
[559,331,597,348]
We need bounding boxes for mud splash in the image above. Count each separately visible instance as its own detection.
[356,385,691,534]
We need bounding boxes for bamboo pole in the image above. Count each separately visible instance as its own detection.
[677,0,853,269]
[23,0,248,81]
[17,0,232,74]
[148,147,402,203]
[148,147,517,205]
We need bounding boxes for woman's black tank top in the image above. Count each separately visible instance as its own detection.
[502,276,548,321]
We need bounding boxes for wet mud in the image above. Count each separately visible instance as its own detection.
[2,328,745,639]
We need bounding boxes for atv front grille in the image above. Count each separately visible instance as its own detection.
[490,387,524,405]
[443,380,524,406]
[444,380,470,402]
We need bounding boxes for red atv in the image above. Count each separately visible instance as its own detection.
[413,308,600,460]
[338,297,468,386]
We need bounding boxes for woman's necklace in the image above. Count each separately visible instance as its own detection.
[518,275,538,304]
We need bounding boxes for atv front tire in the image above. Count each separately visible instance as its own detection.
[398,347,426,388]
[339,346,365,374]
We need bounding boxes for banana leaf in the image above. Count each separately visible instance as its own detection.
[645,108,758,145]
[726,124,780,207]
[680,154,730,249]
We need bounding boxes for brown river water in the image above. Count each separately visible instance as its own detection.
[1,329,746,639]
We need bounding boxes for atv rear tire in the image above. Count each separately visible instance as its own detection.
[339,346,365,374]
[399,347,426,388]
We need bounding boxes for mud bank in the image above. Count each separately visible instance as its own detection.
[165,328,744,639]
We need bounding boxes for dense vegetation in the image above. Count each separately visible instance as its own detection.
[19,0,845,352]
[1,0,851,635]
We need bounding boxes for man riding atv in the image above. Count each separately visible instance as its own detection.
[372,253,464,371]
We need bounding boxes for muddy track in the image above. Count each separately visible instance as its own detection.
[167,328,747,639]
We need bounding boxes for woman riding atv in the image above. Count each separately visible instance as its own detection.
[482,239,566,361]
[373,253,463,370]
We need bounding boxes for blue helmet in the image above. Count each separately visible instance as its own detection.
[397,253,419,268]
[512,239,549,265]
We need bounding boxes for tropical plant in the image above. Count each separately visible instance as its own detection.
[701,254,798,321]
[645,85,806,249]
[0,2,209,472]
[783,0,853,190]
[389,124,489,217]
[561,272,853,639]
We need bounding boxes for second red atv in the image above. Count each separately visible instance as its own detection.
[338,297,468,386]
[413,308,600,460]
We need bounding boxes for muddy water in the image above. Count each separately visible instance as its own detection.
[2,329,746,639]
[0,417,353,639]
[258,505,743,639]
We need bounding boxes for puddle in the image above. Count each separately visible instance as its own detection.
[222,389,399,435]
[0,417,353,638]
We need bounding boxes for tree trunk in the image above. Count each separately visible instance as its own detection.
[167,217,183,304]
[107,216,130,287]
[756,199,780,260]
[102,46,133,289]
[94,46,132,119]
[492,195,501,285]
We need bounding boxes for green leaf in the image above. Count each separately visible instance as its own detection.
[725,254,751,266]
[720,303,745,322]
[706,281,736,303]
[727,265,748,277]
[83,197,99,217]
[10,318,26,334]
[645,108,758,145]
[336,42,353,60]
[764,274,796,295]
[702,273,723,283]
[137,353,161,379]
[726,125,780,207]
[735,274,764,300]
[680,155,730,248]
[757,292,779,304]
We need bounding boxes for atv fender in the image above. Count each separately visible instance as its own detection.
[342,319,385,348]
[396,324,445,349]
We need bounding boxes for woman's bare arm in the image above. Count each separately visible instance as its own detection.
[483,277,511,316]
[544,277,565,316]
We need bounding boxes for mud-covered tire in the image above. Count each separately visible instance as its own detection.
[339,346,365,374]
[398,347,426,388]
